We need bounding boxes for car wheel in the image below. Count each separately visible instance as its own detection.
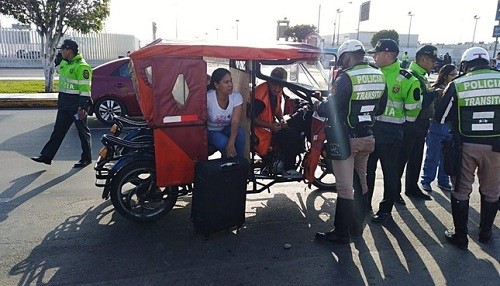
[95,97,126,124]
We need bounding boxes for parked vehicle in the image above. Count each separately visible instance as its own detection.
[94,41,337,222]
[90,58,142,124]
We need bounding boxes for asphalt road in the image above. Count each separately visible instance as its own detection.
[0,109,498,285]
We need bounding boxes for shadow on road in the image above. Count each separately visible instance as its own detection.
[6,186,500,285]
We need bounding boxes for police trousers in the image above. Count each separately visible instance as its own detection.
[452,143,500,203]
[332,136,375,200]
[367,138,403,213]
[41,109,92,161]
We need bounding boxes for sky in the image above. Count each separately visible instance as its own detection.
[1,0,500,46]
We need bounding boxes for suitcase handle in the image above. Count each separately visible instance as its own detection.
[220,161,239,171]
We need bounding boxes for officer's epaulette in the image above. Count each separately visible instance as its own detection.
[399,69,413,79]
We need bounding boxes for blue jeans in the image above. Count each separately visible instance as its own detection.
[208,125,245,157]
[420,121,451,186]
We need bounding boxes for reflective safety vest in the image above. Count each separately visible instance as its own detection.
[454,69,500,137]
[253,82,282,156]
[376,60,421,124]
[57,53,92,110]
[344,64,386,128]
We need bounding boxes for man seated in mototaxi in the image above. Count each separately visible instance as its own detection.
[252,67,303,179]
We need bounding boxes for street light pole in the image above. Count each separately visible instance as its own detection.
[407,11,414,48]
[472,15,480,45]
[235,19,239,40]
[336,9,343,47]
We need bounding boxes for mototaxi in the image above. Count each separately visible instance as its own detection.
[94,40,337,222]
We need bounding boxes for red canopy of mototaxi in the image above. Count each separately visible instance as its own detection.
[128,41,323,187]
[130,40,322,61]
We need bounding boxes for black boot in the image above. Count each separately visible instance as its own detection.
[350,171,367,238]
[445,197,469,250]
[316,198,354,244]
[479,196,499,243]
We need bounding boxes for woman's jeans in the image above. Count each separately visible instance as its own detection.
[421,121,451,186]
[208,125,245,157]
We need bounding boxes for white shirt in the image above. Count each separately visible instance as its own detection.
[207,89,243,131]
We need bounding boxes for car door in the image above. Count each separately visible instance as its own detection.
[108,60,141,115]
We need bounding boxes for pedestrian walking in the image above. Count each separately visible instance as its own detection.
[396,45,442,203]
[315,40,387,243]
[420,64,458,192]
[435,47,500,250]
[31,39,93,168]
[365,39,422,223]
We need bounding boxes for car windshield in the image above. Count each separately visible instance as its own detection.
[259,60,329,91]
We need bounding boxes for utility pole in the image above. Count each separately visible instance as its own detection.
[407,11,414,48]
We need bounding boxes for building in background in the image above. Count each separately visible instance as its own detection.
[0,25,140,68]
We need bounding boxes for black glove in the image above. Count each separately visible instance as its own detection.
[54,52,63,66]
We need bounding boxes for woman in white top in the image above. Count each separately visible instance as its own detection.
[207,68,245,157]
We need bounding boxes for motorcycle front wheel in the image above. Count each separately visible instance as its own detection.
[110,159,178,222]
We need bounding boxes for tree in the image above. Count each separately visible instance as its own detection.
[370,30,399,48]
[284,24,317,43]
[0,0,111,92]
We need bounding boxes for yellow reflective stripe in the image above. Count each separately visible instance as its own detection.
[459,88,500,98]
[455,73,500,83]
[59,88,80,94]
[79,80,90,85]
[405,116,417,122]
[61,78,80,85]
[79,91,91,97]
[348,68,382,76]
[353,83,386,92]
[386,100,404,108]
[376,115,404,124]
[405,102,421,110]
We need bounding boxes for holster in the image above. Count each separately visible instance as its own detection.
[324,122,350,161]
[441,133,462,176]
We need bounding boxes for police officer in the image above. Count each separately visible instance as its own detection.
[31,39,93,168]
[315,40,387,243]
[397,45,442,203]
[365,39,422,223]
[435,47,500,250]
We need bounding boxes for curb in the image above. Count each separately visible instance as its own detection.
[0,99,58,108]
[0,93,58,108]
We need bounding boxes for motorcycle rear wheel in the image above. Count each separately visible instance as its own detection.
[110,160,178,222]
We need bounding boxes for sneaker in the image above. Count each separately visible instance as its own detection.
[282,169,303,179]
[437,183,453,191]
[421,182,433,192]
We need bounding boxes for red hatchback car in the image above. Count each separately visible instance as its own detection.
[90,58,142,124]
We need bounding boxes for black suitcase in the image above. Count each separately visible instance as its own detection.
[192,156,249,236]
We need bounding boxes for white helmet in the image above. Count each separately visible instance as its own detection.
[461,47,490,63]
[338,40,365,59]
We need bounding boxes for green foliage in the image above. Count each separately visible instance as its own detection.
[0,0,110,34]
[284,24,317,42]
[0,0,110,92]
[370,30,400,48]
